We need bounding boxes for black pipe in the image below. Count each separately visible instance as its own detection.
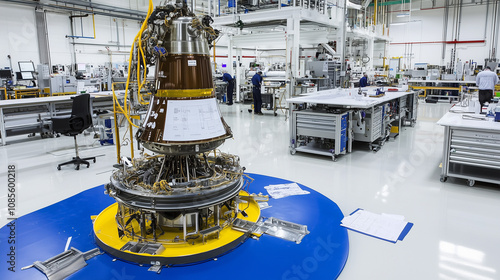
[70,14,89,18]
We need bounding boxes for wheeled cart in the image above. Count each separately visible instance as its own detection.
[289,110,351,161]
[438,112,500,187]
[287,88,418,159]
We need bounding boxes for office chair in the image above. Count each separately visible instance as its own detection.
[52,94,96,170]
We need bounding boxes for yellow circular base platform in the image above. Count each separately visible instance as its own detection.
[93,191,260,265]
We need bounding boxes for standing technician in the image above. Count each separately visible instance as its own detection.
[251,71,263,115]
[222,70,235,105]
[476,66,499,112]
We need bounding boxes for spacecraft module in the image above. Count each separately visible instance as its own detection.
[92,0,308,269]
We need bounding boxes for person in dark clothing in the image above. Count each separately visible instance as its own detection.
[359,73,369,87]
[222,71,234,105]
[251,71,263,115]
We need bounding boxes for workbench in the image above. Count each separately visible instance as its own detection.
[0,91,123,145]
[437,111,500,187]
[287,88,417,160]
[0,96,73,145]
[288,88,413,109]
[14,87,41,99]
[407,79,475,100]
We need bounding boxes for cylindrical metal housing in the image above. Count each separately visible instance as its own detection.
[155,55,213,93]
[166,17,210,55]
[138,16,231,155]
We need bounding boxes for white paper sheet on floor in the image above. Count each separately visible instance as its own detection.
[341,209,408,242]
[264,183,310,199]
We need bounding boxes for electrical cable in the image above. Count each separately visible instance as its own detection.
[116,0,154,129]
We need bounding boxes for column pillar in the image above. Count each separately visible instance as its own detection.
[35,7,51,67]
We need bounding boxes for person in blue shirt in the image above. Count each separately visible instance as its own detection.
[251,71,263,115]
[222,71,235,105]
[359,73,369,87]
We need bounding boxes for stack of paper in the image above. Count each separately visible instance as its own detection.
[341,209,413,243]
[264,183,310,199]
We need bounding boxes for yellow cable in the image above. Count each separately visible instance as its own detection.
[122,0,153,128]
[136,1,153,102]
[112,85,139,128]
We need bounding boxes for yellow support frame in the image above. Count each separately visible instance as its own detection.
[410,86,461,98]
[112,82,138,163]
[14,88,40,99]
[52,92,77,96]
[0,87,7,100]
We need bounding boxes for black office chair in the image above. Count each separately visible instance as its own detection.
[52,94,96,170]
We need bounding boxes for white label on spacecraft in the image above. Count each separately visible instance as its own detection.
[147,122,156,129]
[188,60,197,66]
[163,98,226,141]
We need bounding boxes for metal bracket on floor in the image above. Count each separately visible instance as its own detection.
[232,217,310,244]
[148,262,163,274]
[25,247,101,280]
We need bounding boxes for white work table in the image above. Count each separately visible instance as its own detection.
[0,90,123,107]
[287,88,418,160]
[0,95,72,108]
[437,111,500,187]
[408,79,476,84]
[287,88,412,109]
[407,80,470,100]
[0,91,125,145]
[437,111,500,130]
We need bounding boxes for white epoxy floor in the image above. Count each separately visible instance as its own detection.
[1,100,500,280]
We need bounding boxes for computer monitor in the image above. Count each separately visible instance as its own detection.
[18,61,35,72]
[20,72,34,80]
[0,69,12,79]
[77,63,86,72]
[16,71,34,80]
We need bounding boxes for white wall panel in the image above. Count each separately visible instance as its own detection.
[0,3,142,73]
[71,15,140,66]
[0,4,39,71]
[46,12,73,66]
[387,3,496,68]
[92,0,149,11]
[214,45,256,72]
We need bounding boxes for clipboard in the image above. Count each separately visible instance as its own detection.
[342,208,413,244]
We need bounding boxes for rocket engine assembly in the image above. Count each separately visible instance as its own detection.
[93,0,308,268]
